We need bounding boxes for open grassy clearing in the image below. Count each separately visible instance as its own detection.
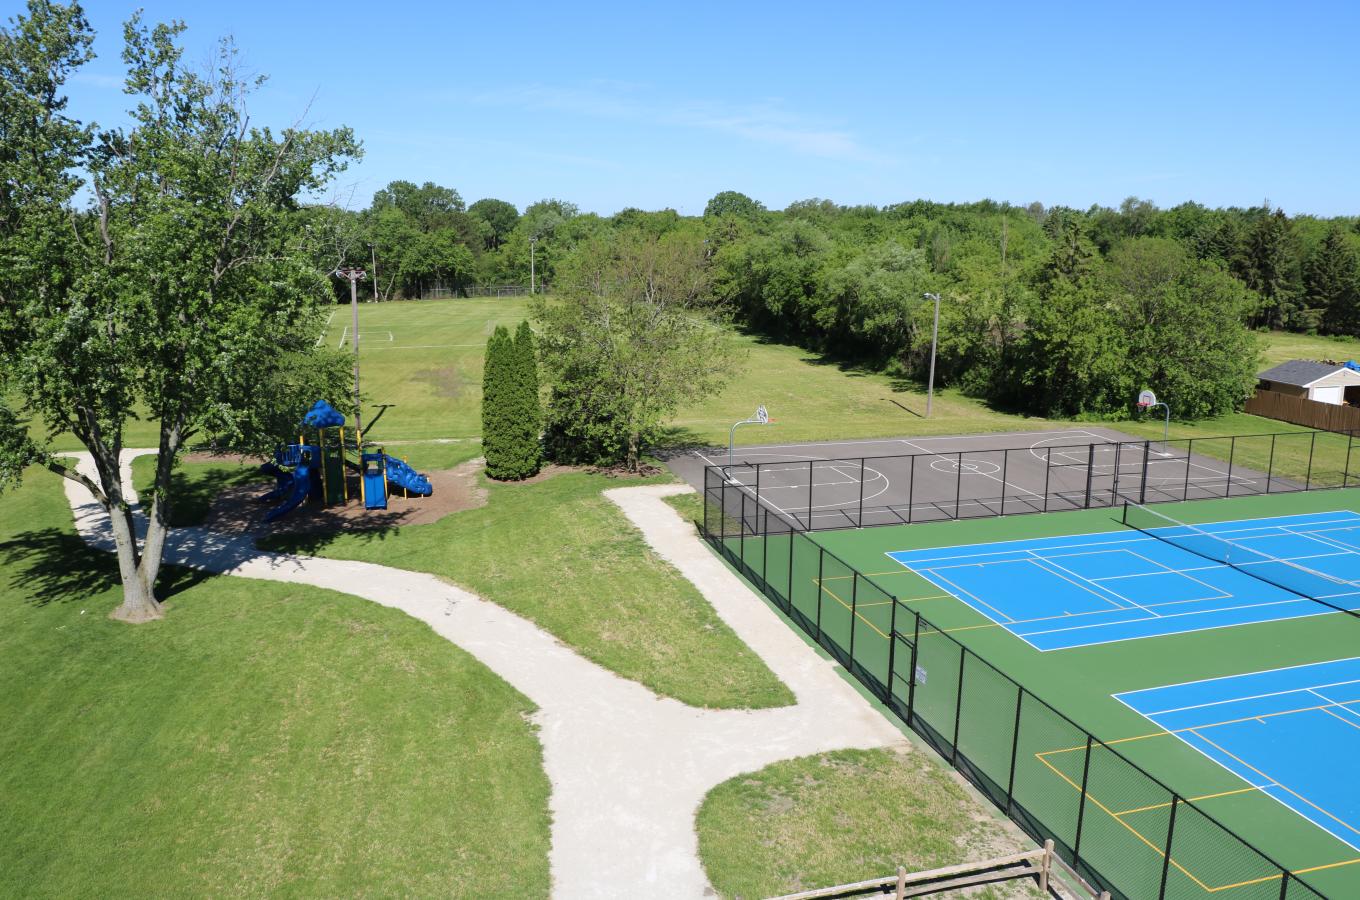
[670,332,1058,447]
[0,469,550,898]
[1260,329,1360,365]
[259,469,793,709]
[318,297,528,443]
[696,748,1041,900]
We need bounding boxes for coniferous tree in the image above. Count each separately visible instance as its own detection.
[511,320,543,477]
[481,325,515,478]
[1310,226,1360,336]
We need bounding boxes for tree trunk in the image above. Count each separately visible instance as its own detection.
[107,496,163,623]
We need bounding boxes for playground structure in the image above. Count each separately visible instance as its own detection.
[260,400,432,522]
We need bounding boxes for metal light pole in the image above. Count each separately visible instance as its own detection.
[369,242,379,302]
[529,236,538,295]
[924,292,942,418]
[337,267,367,433]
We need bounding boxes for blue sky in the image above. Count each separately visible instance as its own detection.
[56,1,1360,216]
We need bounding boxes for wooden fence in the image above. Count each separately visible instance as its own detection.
[764,840,1107,900]
[1245,388,1360,432]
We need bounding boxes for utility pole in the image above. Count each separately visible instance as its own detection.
[529,235,538,295]
[369,243,379,302]
[924,292,942,418]
[337,267,367,433]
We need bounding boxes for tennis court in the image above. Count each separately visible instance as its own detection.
[1119,658,1360,855]
[706,475,1360,898]
[885,510,1360,650]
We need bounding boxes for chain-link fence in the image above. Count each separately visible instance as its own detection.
[701,489,1332,899]
[704,430,1360,537]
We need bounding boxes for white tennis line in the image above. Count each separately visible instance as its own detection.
[1023,552,1149,614]
[1135,680,1360,718]
[918,568,1017,624]
[315,309,335,348]
[1018,597,1313,639]
[1307,688,1360,724]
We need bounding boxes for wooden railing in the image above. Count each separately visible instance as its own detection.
[1246,388,1360,432]
[764,840,1109,900]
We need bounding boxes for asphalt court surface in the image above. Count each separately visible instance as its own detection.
[670,427,1284,530]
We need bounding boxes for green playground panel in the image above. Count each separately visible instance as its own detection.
[709,488,1360,899]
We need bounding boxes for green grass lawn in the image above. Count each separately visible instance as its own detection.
[670,331,1058,447]
[0,469,550,897]
[260,469,794,710]
[696,748,1041,899]
[1260,330,1360,366]
[319,297,529,443]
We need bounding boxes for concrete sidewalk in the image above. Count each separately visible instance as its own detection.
[65,454,905,898]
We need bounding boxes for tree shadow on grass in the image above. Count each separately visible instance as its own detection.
[1,529,212,608]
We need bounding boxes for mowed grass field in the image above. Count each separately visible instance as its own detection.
[0,469,550,897]
[318,297,529,443]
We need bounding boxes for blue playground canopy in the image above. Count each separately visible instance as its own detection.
[302,399,345,428]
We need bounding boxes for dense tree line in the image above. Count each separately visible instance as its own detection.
[333,187,1359,426]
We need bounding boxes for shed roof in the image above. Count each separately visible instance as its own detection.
[1257,359,1349,387]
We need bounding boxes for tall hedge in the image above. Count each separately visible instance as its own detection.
[481,322,542,480]
[512,320,544,476]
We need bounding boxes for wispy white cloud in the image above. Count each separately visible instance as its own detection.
[472,83,888,163]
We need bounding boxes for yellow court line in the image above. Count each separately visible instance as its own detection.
[1113,785,1268,817]
[1190,728,1360,839]
[1039,699,1360,757]
[813,579,889,640]
[1035,748,1360,893]
[1033,750,1214,892]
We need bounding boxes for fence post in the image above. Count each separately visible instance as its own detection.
[884,599,899,705]
[1306,430,1317,489]
[858,458,866,527]
[754,464,762,535]
[815,547,825,643]
[1182,439,1194,500]
[1110,441,1123,506]
[906,614,921,724]
[1042,447,1053,512]
[1225,436,1236,497]
[1072,736,1095,872]
[1005,686,1024,812]
[1158,795,1180,899]
[1277,870,1291,900]
[1139,440,1151,505]
[1084,444,1096,508]
[951,647,967,763]
[807,459,815,530]
[999,449,1009,516]
[1266,434,1277,493]
[761,505,769,583]
[1040,839,1053,893]
[717,473,726,543]
[1346,431,1356,488]
[703,470,710,536]
[907,454,916,523]
[739,488,746,566]
[849,572,859,661]
[954,451,964,519]
[895,866,907,900]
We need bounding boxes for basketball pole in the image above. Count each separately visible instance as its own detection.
[924,293,941,417]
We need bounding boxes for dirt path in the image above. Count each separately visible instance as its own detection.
[64,451,908,899]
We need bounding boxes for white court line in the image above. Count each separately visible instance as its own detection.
[717,428,1106,453]
[1121,656,1360,704]
[1136,680,1360,718]
[1022,552,1146,614]
[337,324,348,349]
[1018,596,1309,639]
[900,438,1043,500]
[315,309,335,348]
[920,568,1017,624]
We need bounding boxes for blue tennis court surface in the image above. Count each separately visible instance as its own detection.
[1118,658,1360,852]
[886,510,1360,651]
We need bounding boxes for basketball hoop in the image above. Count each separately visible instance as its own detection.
[728,405,775,467]
[1137,389,1157,410]
[1137,389,1170,444]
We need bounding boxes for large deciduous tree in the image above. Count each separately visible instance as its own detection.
[535,230,740,471]
[0,2,358,622]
